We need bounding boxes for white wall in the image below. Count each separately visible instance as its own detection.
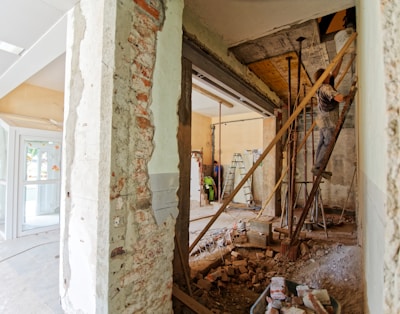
[357,1,387,313]
[148,0,183,225]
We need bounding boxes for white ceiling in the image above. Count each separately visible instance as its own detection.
[184,0,354,47]
[0,0,78,97]
[0,0,354,117]
[192,75,265,118]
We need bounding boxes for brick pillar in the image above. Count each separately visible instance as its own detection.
[60,0,183,312]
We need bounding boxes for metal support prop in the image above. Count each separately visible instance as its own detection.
[303,85,309,204]
[286,55,294,238]
[288,36,305,238]
[218,101,222,202]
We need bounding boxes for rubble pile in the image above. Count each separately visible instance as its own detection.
[191,219,271,260]
[188,239,359,313]
[193,249,276,294]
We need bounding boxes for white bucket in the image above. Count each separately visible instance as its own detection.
[334,28,355,54]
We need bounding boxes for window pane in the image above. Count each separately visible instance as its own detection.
[22,183,60,231]
[0,125,7,181]
[25,141,61,181]
[0,184,5,234]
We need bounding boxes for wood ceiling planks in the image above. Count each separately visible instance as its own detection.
[249,52,312,107]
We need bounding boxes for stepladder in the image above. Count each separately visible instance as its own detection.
[221,153,255,206]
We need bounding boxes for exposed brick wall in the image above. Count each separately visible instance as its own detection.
[108,1,174,313]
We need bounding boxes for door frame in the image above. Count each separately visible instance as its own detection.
[16,129,62,238]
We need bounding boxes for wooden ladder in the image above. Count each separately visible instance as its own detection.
[290,79,358,244]
[221,153,255,206]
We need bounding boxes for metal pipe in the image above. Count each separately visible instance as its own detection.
[286,56,293,234]
[286,56,293,114]
[256,118,317,219]
[303,84,308,205]
[296,37,306,96]
[211,124,215,168]
[212,117,264,126]
[218,101,222,202]
[289,37,305,238]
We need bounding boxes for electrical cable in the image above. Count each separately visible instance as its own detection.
[0,240,59,264]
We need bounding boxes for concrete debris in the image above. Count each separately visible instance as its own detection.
[311,289,331,305]
[281,307,306,314]
[270,277,287,300]
[296,285,311,297]
[303,292,329,314]
[190,235,350,313]
[266,307,280,314]
[247,230,268,246]
[266,296,282,314]
[260,277,334,314]
[189,235,361,313]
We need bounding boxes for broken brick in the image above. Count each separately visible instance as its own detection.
[197,279,212,291]
[238,273,250,282]
[238,265,248,274]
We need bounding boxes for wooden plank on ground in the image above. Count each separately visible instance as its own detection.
[172,284,213,314]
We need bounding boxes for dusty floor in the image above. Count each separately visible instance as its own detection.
[188,203,363,314]
[0,230,61,313]
[0,202,362,313]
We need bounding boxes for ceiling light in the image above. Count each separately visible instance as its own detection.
[0,40,24,55]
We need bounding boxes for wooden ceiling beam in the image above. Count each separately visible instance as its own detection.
[192,83,234,108]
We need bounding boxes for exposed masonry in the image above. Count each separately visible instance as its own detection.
[382,1,400,313]
[108,0,174,313]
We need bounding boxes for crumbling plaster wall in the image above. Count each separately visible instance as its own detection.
[379,0,400,313]
[60,0,183,313]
